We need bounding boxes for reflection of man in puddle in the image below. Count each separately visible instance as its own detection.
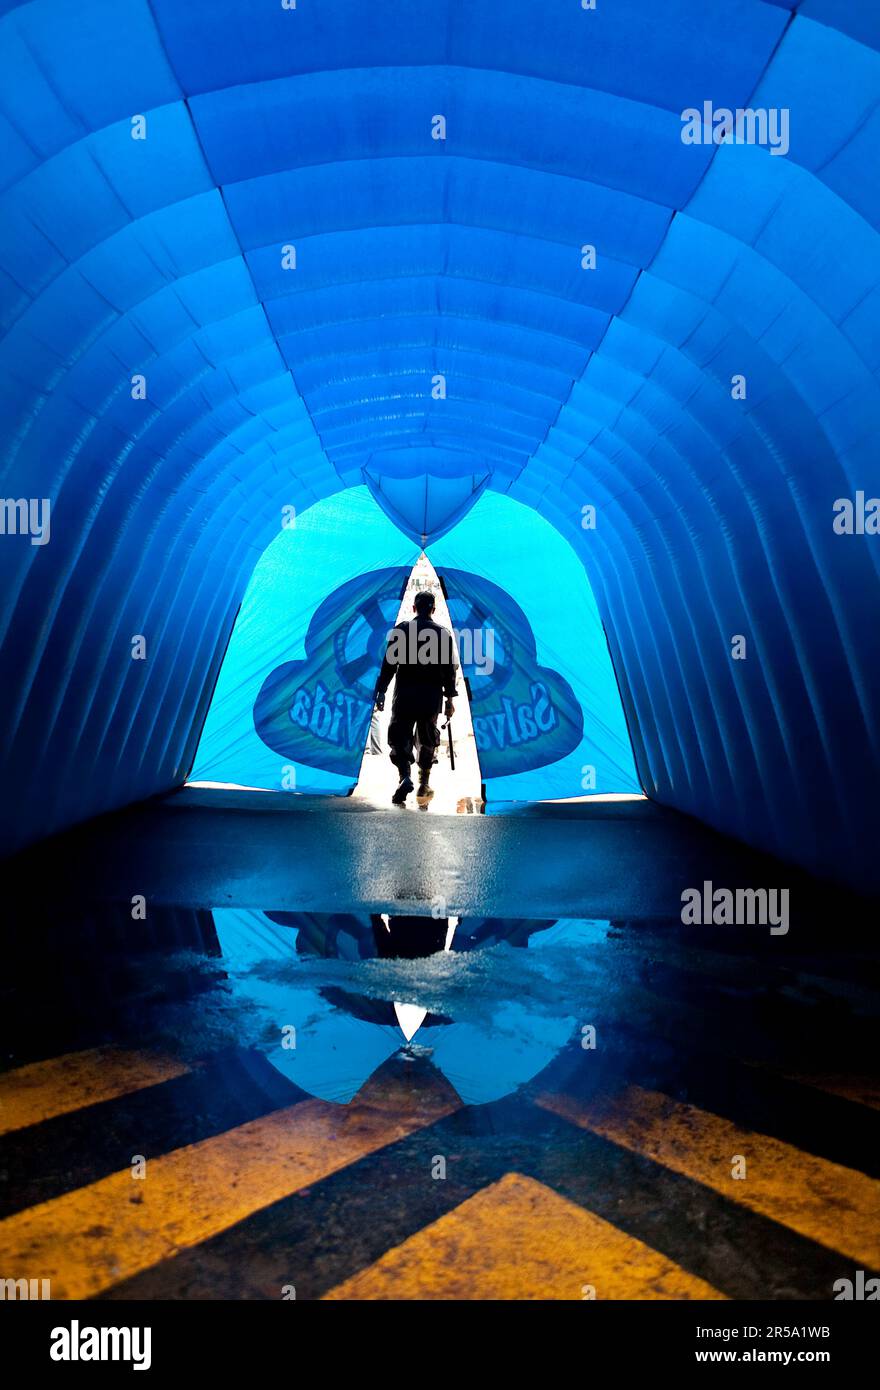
[215,908,572,1104]
[372,914,448,957]
[375,588,457,805]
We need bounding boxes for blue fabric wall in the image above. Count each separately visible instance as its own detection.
[0,1,878,890]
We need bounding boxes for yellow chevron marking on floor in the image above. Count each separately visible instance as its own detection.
[322,1172,726,1301]
[0,1071,458,1299]
[0,1048,192,1136]
[539,1086,880,1267]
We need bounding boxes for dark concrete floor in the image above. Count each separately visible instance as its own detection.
[2,786,864,920]
[1,790,877,1301]
[1,896,878,1300]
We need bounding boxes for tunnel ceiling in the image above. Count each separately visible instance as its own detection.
[1,0,879,891]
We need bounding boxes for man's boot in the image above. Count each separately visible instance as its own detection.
[416,765,434,803]
[392,762,414,805]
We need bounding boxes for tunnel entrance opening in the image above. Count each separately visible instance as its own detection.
[187,486,640,806]
[351,554,484,813]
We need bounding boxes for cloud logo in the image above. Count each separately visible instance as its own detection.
[441,568,583,777]
[253,563,583,779]
[253,566,410,774]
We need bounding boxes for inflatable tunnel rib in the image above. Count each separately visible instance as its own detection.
[0,1,878,892]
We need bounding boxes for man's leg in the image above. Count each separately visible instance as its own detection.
[414,710,441,800]
[387,708,416,804]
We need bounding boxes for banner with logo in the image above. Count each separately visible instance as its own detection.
[191,487,639,799]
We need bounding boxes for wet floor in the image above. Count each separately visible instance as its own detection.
[1,899,878,1300]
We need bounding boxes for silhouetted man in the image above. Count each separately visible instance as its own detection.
[375,588,458,804]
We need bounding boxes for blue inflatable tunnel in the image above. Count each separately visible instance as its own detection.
[1,0,878,894]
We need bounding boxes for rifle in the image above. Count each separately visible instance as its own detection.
[444,713,455,771]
